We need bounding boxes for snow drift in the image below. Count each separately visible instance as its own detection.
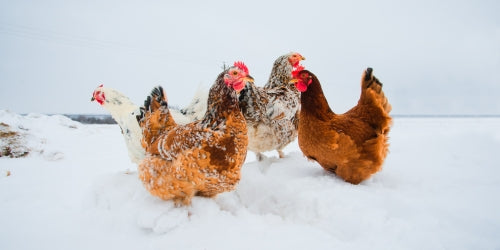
[0,110,499,250]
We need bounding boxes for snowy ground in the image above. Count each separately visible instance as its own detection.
[0,110,499,250]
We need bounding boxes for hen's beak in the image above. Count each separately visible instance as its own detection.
[237,76,254,93]
[233,75,254,93]
[289,78,299,85]
[91,96,95,102]
[301,56,306,60]
[245,76,255,84]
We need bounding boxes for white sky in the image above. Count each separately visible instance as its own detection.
[0,0,499,115]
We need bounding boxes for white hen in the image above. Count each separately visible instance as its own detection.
[91,84,207,164]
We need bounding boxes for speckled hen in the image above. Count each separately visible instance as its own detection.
[137,63,253,205]
[238,52,305,160]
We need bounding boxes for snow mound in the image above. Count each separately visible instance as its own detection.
[0,122,30,157]
[0,110,80,159]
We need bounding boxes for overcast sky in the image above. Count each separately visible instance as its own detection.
[1,0,499,115]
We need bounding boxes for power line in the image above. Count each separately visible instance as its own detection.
[0,22,221,67]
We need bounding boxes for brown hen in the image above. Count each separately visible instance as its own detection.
[293,68,392,184]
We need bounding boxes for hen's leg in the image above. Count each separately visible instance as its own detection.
[256,152,265,161]
[277,150,285,158]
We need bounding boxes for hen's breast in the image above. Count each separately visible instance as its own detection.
[244,86,300,152]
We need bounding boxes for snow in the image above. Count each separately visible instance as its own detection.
[1,110,499,250]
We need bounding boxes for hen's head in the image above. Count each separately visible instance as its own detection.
[288,52,306,67]
[291,69,313,92]
[266,52,306,89]
[91,84,106,105]
[224,61,254,92]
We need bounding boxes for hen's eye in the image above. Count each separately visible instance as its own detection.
[232,71,238,75]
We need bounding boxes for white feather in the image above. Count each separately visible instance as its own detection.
[170,85,208,125]
[95,86,145,165]
[92,85,208,165]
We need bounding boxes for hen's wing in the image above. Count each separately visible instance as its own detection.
[238,81,270,124]
[180,86,209,121]
[165,86,209,125]
[264,85,300,120]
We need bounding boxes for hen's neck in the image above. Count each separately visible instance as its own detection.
[300,76,335,118]
[102,89,138,118]
[202,74,241,128]
[265,55,293,89]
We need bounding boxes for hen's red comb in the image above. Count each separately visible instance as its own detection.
[233,61,249,75]
[292,64,305,78]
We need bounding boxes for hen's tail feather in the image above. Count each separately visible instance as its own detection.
[149,86,168,111]
[139,86,175,152]
[136,96,152,123]
[364,68,374,82]
[145,96,152,110]
[361,68,391,114]
[364,68,382,90]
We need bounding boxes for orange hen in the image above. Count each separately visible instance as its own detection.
[293,68,392,184]
[137,63,253,204]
